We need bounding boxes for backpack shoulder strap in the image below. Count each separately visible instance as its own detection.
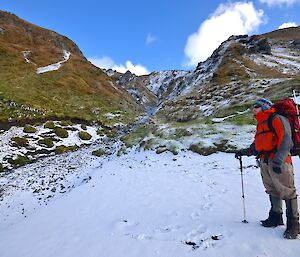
[267,113,277,135]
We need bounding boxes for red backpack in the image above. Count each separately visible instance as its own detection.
[268,98,300,155]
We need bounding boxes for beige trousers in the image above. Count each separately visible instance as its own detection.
[260,161,297,200]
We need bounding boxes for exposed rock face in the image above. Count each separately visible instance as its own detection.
[290,40,300,49]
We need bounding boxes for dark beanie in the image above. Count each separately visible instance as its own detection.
[255,98,273,111]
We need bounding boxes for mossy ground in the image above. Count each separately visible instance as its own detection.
[44,121,55,129]
[55,145,78,154]
[122,116,254,155]
[38,138,54,148]
[54,127,69,138]
[8,155,31,167]
[121,125,156,148]
[78,131,92,140]
[212,105,254,125]
[60,120,73,126]
[11,137,28,147]
[23,125,37,133]
[92,149,106,157]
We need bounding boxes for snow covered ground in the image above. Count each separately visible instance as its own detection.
[0,122,100,170]
[1,148,300,257]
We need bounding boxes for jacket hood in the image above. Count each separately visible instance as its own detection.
[254,108,276,123]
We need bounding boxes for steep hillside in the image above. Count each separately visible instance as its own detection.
[106,70,159,113]
[156,27,300,122]
[104,27,300,125]
[0,11,141,126]
[117,27,300,156]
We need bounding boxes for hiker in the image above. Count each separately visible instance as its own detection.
[235,98,300,239]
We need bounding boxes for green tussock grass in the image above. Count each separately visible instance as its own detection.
[11,137,28,147]
[23,125,37,133]
[8,155,31,167]
[0,21,141,124]
[121,124,156,148]
[78,131,92,140]
[38,138,54,148]
[54,127,69,138]
[92,149,106,157]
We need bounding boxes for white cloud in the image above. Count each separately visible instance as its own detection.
[113,61,150,76]
[278,22,298,29]
[184,2,264,66]
[88,56,115,70]
[89,56,150,76]
[259,0,299,6]
[146,33,158,45]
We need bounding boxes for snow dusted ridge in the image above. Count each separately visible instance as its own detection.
[144,39,231,101]
[249,45,300,75]
[1,149,300,257]
[147,70,189,98]
[36,50,71,74]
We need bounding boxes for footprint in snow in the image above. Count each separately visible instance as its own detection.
[207,181,218,188]
[201,202,213,211]
[151,224,182,241]
[154,224,182,233]
[190,211,202,220]
[125,233,153,240]
[113,219,139,232]
[187,224,207,239]
[184,230,225,251]
[114,220,154,241]
[185,225,208,248]
[203,194,212,200]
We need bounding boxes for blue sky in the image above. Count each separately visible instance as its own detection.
[1,0,300,75]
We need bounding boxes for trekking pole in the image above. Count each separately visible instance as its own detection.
[238,155,248,223]
[292,89,300,126]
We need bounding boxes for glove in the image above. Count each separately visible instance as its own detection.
[290,147,300,156]
[235,149,250,159]
[272,160,282,174]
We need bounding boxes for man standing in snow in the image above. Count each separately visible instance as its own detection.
[235,98,300,239]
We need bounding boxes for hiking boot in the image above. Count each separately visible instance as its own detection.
[261,210,284,227]
[284,198,300,239]
[261,195,283,227]
[284,217,300,239]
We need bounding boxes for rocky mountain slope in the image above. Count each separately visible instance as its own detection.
[107,27,300,124]
[109,27,300,156]
[158,29,300,122]
[0,11,141,127]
